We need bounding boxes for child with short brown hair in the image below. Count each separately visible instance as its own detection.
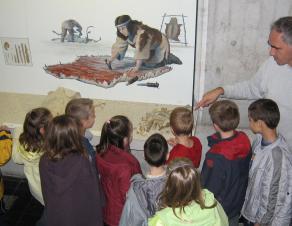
[201,100,251,226]
[167,107,202,168]
[208,100,240,132]
[241,99,292,225]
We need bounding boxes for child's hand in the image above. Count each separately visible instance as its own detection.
[167,138,177,146]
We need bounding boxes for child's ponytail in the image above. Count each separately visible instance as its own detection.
[96,115,131,154]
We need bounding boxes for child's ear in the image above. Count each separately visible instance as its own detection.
[170,127,175,136]
[166,151,170,161]
[213,123,220,131]
[39,127,45,136]
[123,137,130,150]
[80,119,85,127]
[257,120,265,129]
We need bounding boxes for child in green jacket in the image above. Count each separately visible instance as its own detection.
[149,159,228,226]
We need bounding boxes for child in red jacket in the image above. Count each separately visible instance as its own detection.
[166,107,202,168]
[96,115,141,226]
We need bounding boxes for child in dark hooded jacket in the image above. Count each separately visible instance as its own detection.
[40,115,103,226]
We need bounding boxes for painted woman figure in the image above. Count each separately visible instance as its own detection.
[108,15,182,71]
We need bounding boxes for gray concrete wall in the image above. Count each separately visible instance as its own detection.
[200,0,292,127]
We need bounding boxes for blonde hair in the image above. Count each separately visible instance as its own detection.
[65,98,94,121]
[170,107,193,135]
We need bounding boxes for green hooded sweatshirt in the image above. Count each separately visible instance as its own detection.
[148,189,228,226]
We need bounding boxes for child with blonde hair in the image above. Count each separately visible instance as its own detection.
[96,115,141,226]
[149,158,228,225]
[167,107,202,168]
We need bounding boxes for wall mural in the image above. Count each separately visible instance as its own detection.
[0,0,197,107]
[44,14,185,88]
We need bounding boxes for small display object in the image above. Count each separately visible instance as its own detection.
[1,37,32,66]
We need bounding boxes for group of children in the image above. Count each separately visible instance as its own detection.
[0,97,291,226]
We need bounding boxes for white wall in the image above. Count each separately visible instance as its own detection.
[0,0,198,105]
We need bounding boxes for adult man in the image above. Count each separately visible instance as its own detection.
[196,16,292,149]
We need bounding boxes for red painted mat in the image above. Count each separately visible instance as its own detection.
[44,55,172,88]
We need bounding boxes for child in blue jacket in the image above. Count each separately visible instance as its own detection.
[201,100,251,226]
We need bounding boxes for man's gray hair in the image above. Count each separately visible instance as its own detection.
[271,16,292,45]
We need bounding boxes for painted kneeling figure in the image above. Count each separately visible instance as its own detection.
[108,15,182,72]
